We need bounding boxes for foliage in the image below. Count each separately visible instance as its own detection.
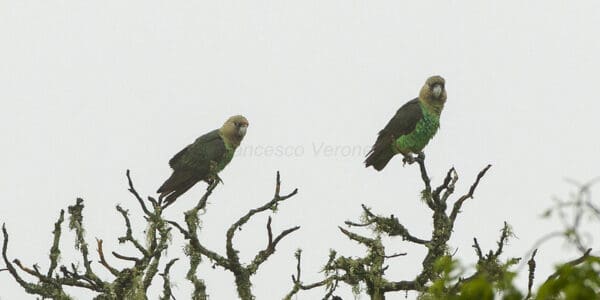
[538,256,600,300]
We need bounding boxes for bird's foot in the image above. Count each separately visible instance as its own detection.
[215,174,224,184]
[416,152,425,162]
[206,175,223,190]
[402,154,416,166]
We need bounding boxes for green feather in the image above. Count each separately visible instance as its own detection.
[214,143,235,173]
[394,101,440,154]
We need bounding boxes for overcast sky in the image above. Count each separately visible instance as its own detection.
[1,1,600,299]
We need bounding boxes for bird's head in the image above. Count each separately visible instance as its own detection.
[222,115,249,146]
[419,75,447,111]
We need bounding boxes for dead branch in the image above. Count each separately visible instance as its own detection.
[2,171,174,299]
[301,157,493,299]
[172,171,300,300]
[525,249,538,300]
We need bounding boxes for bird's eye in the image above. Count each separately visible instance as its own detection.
[234,122,239,127]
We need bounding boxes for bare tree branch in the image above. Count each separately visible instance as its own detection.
[525,249,538,300]
[546,248,596,281]
[159,258,179,300]
[306,157,493,299]
[173,171,300,300]
[126,169,152,216]
[96,239,119,276]
[449,164,492,222]
[2,171,175,299]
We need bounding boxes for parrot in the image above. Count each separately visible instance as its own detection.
[365,75,446,171]
[157,115,249,207]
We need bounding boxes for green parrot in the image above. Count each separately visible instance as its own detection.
[157,115,249,207]
[365,75,446,170]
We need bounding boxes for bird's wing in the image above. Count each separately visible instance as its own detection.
[169,129,226,171]
[169,146,190,168]
[369,98,423,154]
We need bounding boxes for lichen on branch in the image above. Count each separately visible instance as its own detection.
[286,157,493,299]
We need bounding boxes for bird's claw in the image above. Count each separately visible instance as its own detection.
[206,175,224,190]
[402,155,416,166]
[215,174,224,184]
[402,152,426,166]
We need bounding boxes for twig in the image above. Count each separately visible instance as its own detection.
[384,253,407,259]
[112,251,141,263]
[248,218,300,274]
[547,248,594,280]
[517,231,563,272]
[159,258,179,300]
[96,239,119,276]
[357,205,429,245]
[432,167,457,205]
[339,227,376,246]
[525,249,538,300]
[449,164,492,222]
[283,249,345,300]
[494,221,511,257]
[193,180,219,212]
[472,238,483,260]
[47,210,65,278]
[416,157,434,209]
[116,205,149,257]
[12,259,46,281]
[344,220,374,227]
[126,169,152,216]
[225,172,298,270]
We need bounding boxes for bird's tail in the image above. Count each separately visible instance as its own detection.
[157,170,200,207]
[364,146,395,171]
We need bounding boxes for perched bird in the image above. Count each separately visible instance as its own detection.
[157,115,249,207]
[365,75,446,171]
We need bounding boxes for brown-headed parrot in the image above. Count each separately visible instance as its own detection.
[157,115,249,206]
[365,76,447,170]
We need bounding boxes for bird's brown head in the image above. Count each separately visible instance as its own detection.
[220,115,249,147]
[419,75,447,113]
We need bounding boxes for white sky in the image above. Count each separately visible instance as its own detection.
[1,1,600,299]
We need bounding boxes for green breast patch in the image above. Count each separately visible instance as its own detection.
[394,103,440,154]
[213,145,235,173]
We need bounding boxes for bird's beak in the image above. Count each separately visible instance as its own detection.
[432,84,443,98]
[238,125,248,137]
